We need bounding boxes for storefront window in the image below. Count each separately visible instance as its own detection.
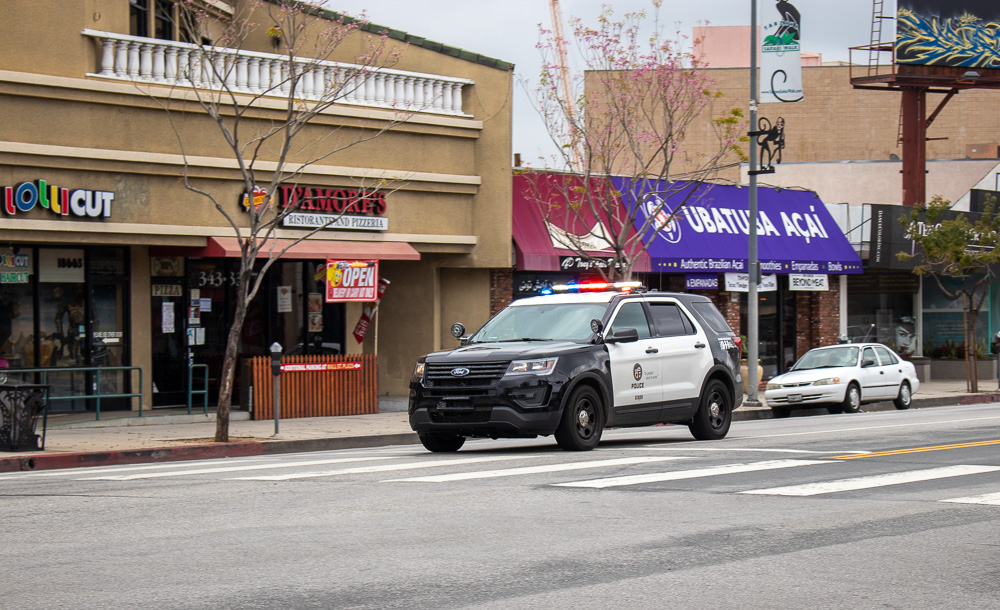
[922,274,997,358]
[1,246,130,411]
[848,271,918,357]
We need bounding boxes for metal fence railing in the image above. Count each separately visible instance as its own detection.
[187,363,209,415]
[1,366,142,421]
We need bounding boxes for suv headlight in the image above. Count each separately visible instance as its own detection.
[506,357,558,376]
[812,377,840,386]
[412,362,425,378]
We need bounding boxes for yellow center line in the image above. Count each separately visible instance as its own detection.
[828,439,1000,460]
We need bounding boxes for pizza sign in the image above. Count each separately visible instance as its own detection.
[326,259,378,302]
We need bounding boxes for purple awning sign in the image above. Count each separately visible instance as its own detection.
[617,178,862,275]
[686,273,719,290]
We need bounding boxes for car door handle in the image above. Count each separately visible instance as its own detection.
[694,342,706,349]
[646,347,658,354]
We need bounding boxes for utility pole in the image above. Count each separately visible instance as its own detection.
[746,0,761,406]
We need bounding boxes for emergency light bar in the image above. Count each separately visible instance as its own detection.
[551,281,642,293]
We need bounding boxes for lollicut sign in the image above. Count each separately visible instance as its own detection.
[3,179,114,218]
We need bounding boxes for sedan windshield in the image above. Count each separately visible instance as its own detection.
[792,346,859,370]
[470,303,608,343]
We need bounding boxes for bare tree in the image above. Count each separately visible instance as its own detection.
[526,2,746,281]
[140,0,414,440]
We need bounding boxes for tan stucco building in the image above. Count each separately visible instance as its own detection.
[0,0,513,411]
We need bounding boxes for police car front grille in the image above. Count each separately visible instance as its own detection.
[425,362,510,389]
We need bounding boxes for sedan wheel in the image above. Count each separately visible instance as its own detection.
[893,382,912,410]
[842,383,862,413]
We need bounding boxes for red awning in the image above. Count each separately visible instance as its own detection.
[512,173,650,272]
[151,237,420,260]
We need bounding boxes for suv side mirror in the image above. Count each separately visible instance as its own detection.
[606,327,639,344]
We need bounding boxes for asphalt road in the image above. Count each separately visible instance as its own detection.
[3,404,1000,609]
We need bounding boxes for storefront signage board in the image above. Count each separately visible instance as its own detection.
[685,274,719,290]
[280,362,362,372]
[622,179,862,275]
[725,273,777,292]
[0,248,31,284]
[867,203,990,270]
[3,179,113,218]
[326,260,379,302]
[788,274,829,291]
[38,248,84,283]
[283,213,388,231]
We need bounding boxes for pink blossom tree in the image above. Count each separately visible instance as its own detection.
[527,2,746,282]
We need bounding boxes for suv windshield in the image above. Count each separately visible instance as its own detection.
[792,346,859,370]
[471,302,609,343]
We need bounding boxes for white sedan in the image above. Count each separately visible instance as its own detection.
[764,343,919,418]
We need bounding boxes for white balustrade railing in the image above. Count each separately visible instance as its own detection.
[82,29,473,117]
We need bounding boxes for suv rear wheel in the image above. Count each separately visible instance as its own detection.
[555,385,604,451]
[689,379,732,440]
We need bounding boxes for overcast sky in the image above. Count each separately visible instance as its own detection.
[330,1,891,165]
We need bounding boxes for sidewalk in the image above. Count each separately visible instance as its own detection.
[2,381,998,473]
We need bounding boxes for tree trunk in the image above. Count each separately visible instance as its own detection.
[214,283,249,442]
[968,300,979,393]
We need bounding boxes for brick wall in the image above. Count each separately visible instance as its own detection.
[795,279,841,359]
[489,268,513,316]
[591,66,1000,184]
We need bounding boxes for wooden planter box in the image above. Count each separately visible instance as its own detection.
[245,353,378,420]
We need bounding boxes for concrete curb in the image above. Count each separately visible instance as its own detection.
[2,394,997,473]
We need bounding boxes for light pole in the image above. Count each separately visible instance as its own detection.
[746,0,761,406]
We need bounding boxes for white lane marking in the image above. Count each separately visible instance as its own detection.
[234,455,540,481]
[78,457,397,480]
[941,491,1000,506]
[620,447,869,455]
[386,456,688,483]
[741,465,1000,496]
[738,415,1000,441]
[553,459,832,489]
[0,458,264,479]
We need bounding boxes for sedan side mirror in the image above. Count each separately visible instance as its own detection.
[606,327,639,344]
[861,358,876,368]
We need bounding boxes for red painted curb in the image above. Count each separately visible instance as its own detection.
[0,441,266,473]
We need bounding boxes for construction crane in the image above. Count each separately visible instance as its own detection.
[549,0,584,170]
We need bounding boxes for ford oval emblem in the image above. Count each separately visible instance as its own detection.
[451,367,470,377]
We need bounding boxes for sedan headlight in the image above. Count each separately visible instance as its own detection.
[412,362,425,378]
[812,377,840,386]
[506,357,558,376]
[765,383,782,391]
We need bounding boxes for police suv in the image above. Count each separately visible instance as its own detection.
[408,283,744,452]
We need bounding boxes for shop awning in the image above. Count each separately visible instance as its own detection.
[152,237,421,260]
[512,174,650,272]
[618,179,863,275]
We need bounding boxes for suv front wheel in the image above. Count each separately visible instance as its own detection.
[419,432,466,453]
[689,379,732,440]
[555,385,604,451]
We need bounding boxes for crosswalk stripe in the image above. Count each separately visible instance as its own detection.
[941,491,1000,506]
[552,459,832,489]
[741,465,1000,496]
[77,456,397,480]
[386,456,688,483]
[233,455,539,481]
[0,458,264,479]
